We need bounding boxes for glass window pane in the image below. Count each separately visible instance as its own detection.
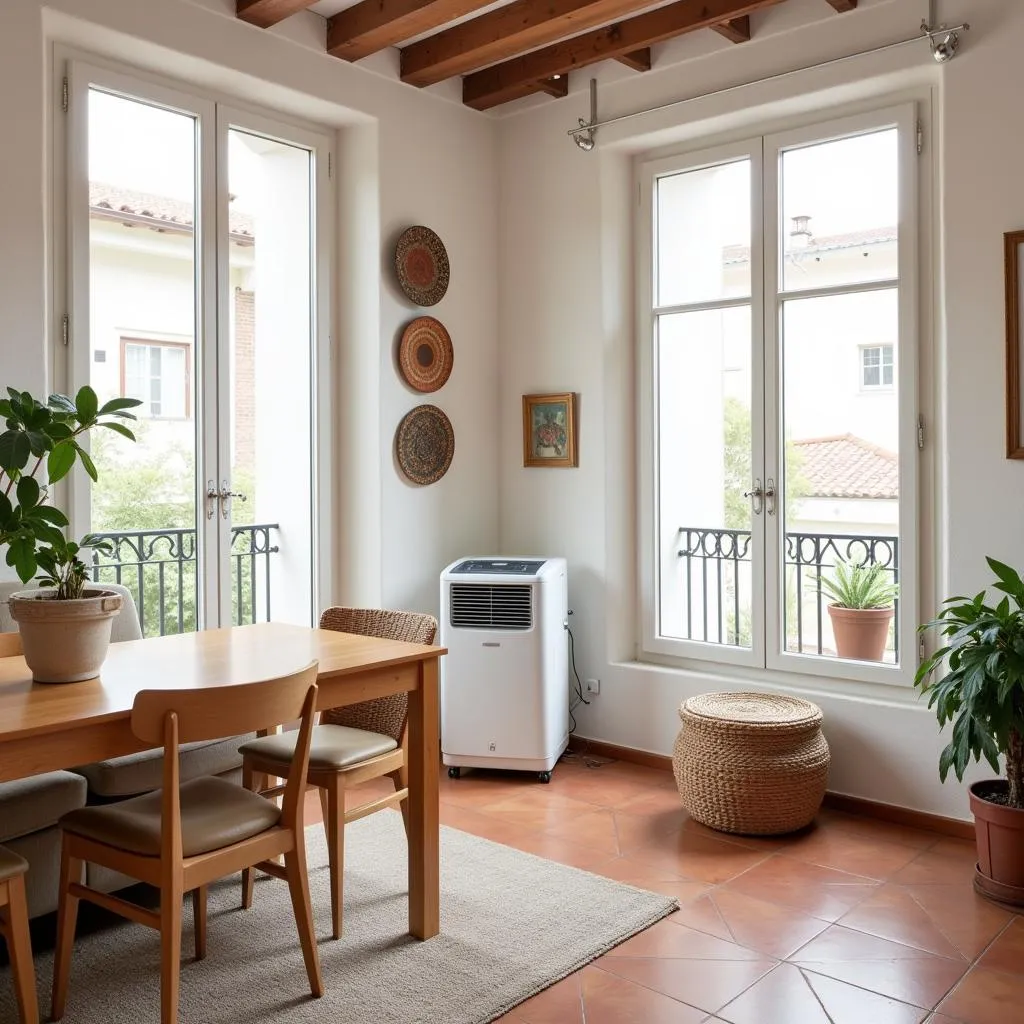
[656,159,750,307]
[657,305,753,647]
[780,289,900,665]
[163,347,187,418]
[781,129,898,293]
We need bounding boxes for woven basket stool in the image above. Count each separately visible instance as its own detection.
[673,692,830,836]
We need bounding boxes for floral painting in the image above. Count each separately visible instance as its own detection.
[522,393,578,468]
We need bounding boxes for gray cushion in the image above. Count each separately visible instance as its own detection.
[0,580,142,642]
[0,771,88,842]
[60,776,282,857]
[239,724,397,771]
[72,735,251,799]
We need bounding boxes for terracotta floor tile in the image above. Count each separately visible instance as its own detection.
[676,816,801,852]
[723,854,881,921]
[478,789,601,829]
[615,785,688,817]
[781,828,924,880]
[672,889,831,959]
[500,830,617,871]
[438,803,527,844]
[792,925,966,1008]
[595,955,776,1015]
[803,969,932,1023]
[544,808,625,855]
[606,919,765,960]
[976,917,1024,976]
[938,965,1024,1024]
[816,809,943,850]
[715,963,830,1023]
[924,1015,965,1023]
[892,842,979,886]
[580,964,708,1024]
[629,829,772,884]
[513,973,585,1024]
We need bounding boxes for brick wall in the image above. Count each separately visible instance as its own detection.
[234,287,255,473]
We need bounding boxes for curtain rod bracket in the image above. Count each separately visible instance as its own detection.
[573,79,598,152]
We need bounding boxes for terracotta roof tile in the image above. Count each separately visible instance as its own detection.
[792,434,898,500]
[89,183,253,239]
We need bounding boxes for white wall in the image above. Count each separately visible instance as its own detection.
[497,0,1024,821]
[0,0,499,620]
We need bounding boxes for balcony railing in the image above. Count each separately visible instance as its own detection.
[89,524,280,638]
[675,527,899,658]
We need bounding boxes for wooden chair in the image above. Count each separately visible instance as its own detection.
[50,663,323,1024]
[239,607,437,939]
[0,846,38,1023]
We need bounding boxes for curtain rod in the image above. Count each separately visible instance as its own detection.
[567,21,970,144]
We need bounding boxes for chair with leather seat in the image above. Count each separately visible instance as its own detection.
[50,663,323,1024]
[239,606,437,940]
[0,845,38,1024]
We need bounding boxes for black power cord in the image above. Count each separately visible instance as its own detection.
[565,616,588,734]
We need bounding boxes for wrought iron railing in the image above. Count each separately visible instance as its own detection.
[89,524,280,638]
[675,526,899,658]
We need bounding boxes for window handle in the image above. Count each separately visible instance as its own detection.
[217,480,247,520]
[743,479,764,516]
[765,478,777,517]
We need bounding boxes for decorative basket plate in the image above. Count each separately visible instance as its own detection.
[395,226,450,307]
[399,317,454,393]
[395,405,454,485]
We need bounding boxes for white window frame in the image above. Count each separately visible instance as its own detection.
[860,343,895,390]
[638,103,920,689]
[57,53,335,628]
[121,336,192,420]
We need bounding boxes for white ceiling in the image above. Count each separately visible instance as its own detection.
[308,1,363,16]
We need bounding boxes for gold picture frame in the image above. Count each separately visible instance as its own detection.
[522,392,578,468]
[1007,229,1024,458]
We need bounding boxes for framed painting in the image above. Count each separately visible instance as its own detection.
[522,392,578,468]
[1007,230,1024,458]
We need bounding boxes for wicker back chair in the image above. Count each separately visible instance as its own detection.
[318,607,438,741]
[239,605,438,941]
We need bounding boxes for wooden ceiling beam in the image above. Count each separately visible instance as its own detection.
[463,0,786,111]
[615,48,652,72]
[236,0,319,29]
[328,0,496,61]
[824,0,857,10]
[401,0,666,88]
[537,76,570,99]
[711,16,751,43]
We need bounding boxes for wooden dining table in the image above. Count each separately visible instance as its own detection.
[0,621,446,940]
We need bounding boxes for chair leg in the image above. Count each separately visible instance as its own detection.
[192,887,207,961]
[159,888,182,1024]
[388,764,410,837]
[4,876,39,1024]
[241,762,263,910]
[321,781,344,940]
[50,844,82,1022]
[284,843,323,998]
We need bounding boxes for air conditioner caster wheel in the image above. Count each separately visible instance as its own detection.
[447,766,461,779]
[537,771,552,783]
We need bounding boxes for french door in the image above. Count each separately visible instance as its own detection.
[65,60,331,635]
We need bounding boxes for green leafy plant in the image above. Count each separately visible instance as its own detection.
[915,557,1024,809]
[0,386,140,589]
[34,533,114,601]
[815,557,899,609]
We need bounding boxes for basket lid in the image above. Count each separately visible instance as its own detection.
[681,691,822,727]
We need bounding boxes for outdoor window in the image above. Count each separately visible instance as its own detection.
[860,344,895,389]
[121,339,190,419]
[639,105,919,687]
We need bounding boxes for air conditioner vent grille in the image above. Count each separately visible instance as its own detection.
[450,583,533,630]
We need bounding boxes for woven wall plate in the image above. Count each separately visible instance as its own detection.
[395,226,450,307]
[399,317,454,393]
[395,404,454,485]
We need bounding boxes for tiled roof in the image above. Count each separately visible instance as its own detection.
[722,226,897,266]
[793,434,898,500]
[89,183,254,240]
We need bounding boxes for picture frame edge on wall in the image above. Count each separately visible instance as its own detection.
[1006,229,1024,459]
[522,391,578,469]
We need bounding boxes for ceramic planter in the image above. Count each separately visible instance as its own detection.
[970,780,1024,908]
[8,588,123,684]
[827,604,894,661]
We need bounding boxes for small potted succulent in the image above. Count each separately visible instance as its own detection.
[915,557,1024,907]
[817,557,899,661]
[0,386,140,682]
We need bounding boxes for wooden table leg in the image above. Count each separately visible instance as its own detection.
[406,655,440,939]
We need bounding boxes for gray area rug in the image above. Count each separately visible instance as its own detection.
[1,811,677,1023]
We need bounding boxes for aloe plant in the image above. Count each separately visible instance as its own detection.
[0,386,140,588]
[817,558,899,610]
[915,557,1024,809]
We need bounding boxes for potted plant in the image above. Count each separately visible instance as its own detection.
[817,557,899,661]
[915,557,1024,907]
[0,386,141,683]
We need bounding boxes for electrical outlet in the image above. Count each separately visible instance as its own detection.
[585,678,600,695]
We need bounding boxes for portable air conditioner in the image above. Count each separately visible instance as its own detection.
[440,557,568,782]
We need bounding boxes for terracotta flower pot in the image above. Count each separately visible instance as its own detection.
[826,604,894,661]
[8,588,123,684]
[970,780,1024,908]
